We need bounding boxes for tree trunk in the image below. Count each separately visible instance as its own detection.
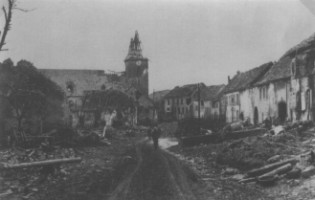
[17,117,22,130]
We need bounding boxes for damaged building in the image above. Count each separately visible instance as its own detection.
[163,83,225,121]
[223,62,273,123]
[40,31,154,127]
[224,33,315,124]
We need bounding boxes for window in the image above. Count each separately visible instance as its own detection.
[266,87,268,99]
[181,99,183,105]
[66,81,75,93]
[166,107,170,112]
[167,99,170,105]
[231,96,235,104]
[291,58,296,77]
[260,87,268,100]
[186,98,191,105]
[201,100,204,106]
[182,107,185,114]
[68,100,74,107]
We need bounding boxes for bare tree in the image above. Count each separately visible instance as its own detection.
[0,0,31,52]
[0,0,15,52]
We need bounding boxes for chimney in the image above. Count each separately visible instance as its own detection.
[228,76,231,84]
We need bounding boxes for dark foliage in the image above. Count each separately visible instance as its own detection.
[0,58,65,134]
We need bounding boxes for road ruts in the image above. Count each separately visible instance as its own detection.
[109,141,201,200]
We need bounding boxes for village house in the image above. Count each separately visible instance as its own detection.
[253,33,315,123]
[205,84,226,120]
[224,33,315,125]
[149,89,170,121]
[223,62,273,123]
[163,83,206,120]
[163,83,225,120]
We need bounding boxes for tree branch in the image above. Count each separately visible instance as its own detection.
[2,6,8,21]
[0,0,13,52]
[13,7,35,12]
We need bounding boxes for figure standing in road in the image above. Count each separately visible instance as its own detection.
[151,125,161,150]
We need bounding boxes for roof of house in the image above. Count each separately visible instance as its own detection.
[149,89,170,102]
[164,83,206,99]
[255,32,315,85]
[39,69,109,96]
[254,58,291,85]
[204,84,225,101]
[281,32,315,59]
[224,62,273,93]
[82,89,134,111]
[138,95,154,108]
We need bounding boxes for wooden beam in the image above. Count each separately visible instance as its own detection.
[0,157,82,169]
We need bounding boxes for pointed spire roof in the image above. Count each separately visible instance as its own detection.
[133,31,140,49]
[125,31,146,61]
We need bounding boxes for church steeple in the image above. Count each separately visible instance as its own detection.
[124,31,149,95]
[125,31,143,61]
[133,31,141,50]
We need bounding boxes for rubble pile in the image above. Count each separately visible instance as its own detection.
[0,147,79,199]
[0,127,145,200]
[170,122,315,191]
[216,134,300,171]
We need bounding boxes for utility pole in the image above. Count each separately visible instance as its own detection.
[198,83,201,119]
[153,89,155,122]
[198,83,201,134]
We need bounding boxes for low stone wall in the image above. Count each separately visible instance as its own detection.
[225,128,267,140]
[180,128,266,147]
[180,134,221,147]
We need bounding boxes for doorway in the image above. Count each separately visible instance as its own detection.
[254,107,258,125]
[278,101,287,123]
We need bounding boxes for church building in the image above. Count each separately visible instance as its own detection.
[40,31,153,127]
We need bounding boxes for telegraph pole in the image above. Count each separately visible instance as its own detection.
[198,83,201,134]
[198,83,201,120]
[153,89,155,121]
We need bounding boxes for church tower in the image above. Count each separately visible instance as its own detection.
[124,31,149,96]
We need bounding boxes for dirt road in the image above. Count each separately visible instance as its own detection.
[109,141,210,200]
[1,133,268,200]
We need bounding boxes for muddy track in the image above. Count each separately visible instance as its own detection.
[109,141,206,200]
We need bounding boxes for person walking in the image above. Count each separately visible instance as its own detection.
[151,125,161,150]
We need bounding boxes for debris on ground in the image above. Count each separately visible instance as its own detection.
[169,121,315,199]
[0,127,147,200]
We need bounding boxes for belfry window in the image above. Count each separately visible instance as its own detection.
[66,81,75,94]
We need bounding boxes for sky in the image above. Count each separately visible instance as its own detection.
[1,0,315,93]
